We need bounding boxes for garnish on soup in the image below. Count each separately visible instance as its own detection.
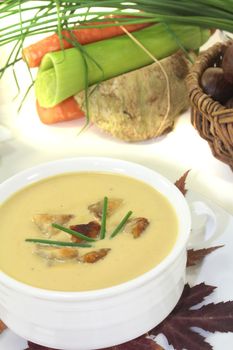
[32,214,74,237]
[35,246,79,261]
[0,172,178,291]
[51,223,97,242]
[88,197,123,219]
[100,196,108,239]
[25,238,92,248]
[81,249,111,264]
[110,210,133,238]
[26,197,136,264]
[70,221,101,242]
[124,217,150,238]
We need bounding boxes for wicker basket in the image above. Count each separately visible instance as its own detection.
[186,40,233,171]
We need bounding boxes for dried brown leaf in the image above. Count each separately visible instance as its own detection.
[174,169,191,196]
[151,283,233,350]
[187,246,224,267]
[26,337,164,350]
[172,283,216,311]
[0,320,6,333]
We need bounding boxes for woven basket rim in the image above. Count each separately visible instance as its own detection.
[186,39,233,171]
[187,39,233,113]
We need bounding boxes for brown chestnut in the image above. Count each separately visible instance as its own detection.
[222,44,233,85]
[225,96,233,109]
[201,67,233,104]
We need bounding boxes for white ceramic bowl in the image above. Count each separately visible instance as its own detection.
[0,157,191,350]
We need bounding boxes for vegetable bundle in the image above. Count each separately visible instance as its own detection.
[1,0,232,125]
[35,23,209,108]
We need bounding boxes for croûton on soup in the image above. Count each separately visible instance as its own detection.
[0,172,178,291]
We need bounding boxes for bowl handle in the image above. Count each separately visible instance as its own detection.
[188,200,217,249]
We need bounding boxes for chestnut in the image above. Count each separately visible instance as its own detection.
[201,67,233,104]
[225,96,233,109]
[222,44,233,85]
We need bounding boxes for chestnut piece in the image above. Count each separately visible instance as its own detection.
[201,67,233,104]
[225,96,233,109]
[222,44,233,84]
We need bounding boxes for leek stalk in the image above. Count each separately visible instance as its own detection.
[35,23,210,108]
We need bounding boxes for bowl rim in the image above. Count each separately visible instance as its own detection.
[0,156,191,300]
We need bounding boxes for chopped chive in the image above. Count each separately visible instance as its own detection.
[52,223,96,242]
[110,211,133,239]
[100,196,108,239]
[25,238,92,248]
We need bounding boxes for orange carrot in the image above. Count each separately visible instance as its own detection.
[23,20,150,67]
[36,97,84,124]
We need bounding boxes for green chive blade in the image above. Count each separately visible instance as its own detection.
[110,211,133,239]
[51,223,96,242]
[100,196,108,240]
[25,238,92,248]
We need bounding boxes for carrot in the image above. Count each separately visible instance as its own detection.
[36,96,84,124]
[23,20,150,68]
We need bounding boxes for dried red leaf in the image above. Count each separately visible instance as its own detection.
[151,283,233,350]
[26,337,163,350]
[173,283,216,311]
[155,324,212,350]
[187,246,224,267]
[174,169,191,196]
[0,320,6,333]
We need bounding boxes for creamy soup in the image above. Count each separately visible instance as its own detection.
[0,172,178,291]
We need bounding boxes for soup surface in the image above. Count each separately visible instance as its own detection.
[0,172,178,291]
